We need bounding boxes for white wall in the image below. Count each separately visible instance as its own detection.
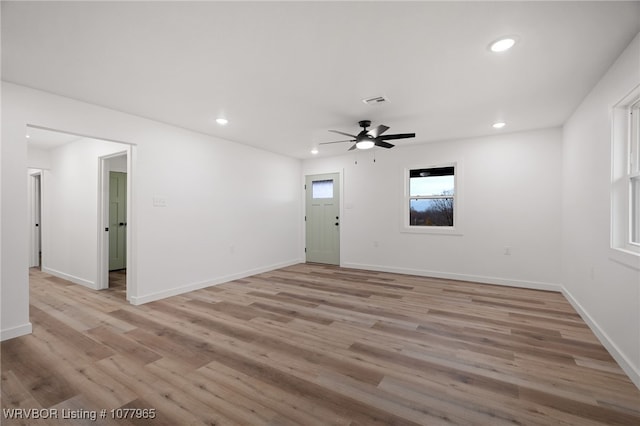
[2,83,31,340]
[107,154,127,173]
[41,137,128,288]
[132,126,302,304]
[1,82,302,340]
[562,33,640,388]
[303,127,563,290]
[27,146,51,169]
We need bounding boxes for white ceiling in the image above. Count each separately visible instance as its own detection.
[3,1,640,159]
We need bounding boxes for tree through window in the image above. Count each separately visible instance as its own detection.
[409,166,455,227]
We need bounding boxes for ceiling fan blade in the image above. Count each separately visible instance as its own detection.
[374,140,395,149]
[348,143,358,151]
[329,129,358,138]
[368,125,390,138]
[378,133,416,141]
[319,139,355,145]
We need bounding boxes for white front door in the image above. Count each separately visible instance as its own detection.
[305,173,340,265]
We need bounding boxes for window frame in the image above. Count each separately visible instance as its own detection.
[402,162,462,235]
[628,99,640,247]
[611,85,640,264]
[631,173,640,246]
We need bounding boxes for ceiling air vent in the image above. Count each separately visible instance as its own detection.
[362,95,389,105]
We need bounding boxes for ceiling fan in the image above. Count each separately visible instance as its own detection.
[320,120,416,151]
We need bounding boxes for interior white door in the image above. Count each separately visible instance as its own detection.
[305,173,340,265]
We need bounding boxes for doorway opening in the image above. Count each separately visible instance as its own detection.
[28,170,43,269]
[98,151,131,300]
[26,125,134,301]
[100,153,128,298]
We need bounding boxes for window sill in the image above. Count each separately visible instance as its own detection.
[609,247,640,271]
[401,226,463,236]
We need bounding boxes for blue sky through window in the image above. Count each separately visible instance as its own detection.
[410,175,454,197]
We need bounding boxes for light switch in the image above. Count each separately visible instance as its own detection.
[153,197,167,207]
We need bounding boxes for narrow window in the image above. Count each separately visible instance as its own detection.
[312,179,334,199]
[632,175,640,244]
[630,100,640,245]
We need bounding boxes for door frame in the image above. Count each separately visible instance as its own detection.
[28,170,43,268]
[98,149,133,298]
[304,171,343,265]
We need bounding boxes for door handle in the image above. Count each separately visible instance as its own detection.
[119,222,125,226]
[335,222,339,226]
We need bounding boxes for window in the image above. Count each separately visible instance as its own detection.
[404,164,460,234]
[611,86,640,260]
[409,166,455,226]
[630,100,640,245]
[632,174,640,244]
[312,179,334,199]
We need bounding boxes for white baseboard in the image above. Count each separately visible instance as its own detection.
[561,286,640,390]
[129,258,303,305]
[341,262,562,292]
[1,322,32,341]
[42,267,98,290]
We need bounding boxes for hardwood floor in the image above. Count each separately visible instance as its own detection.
[108,269,127,300]
[2,264,639,425]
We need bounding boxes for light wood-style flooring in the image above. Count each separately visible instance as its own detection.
[108,269,127,299]
[2,264,639,425]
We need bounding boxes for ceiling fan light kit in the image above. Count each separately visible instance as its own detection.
[356,140,375,150]
[321,120,416,151]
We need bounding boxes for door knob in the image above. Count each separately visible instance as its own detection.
[119,222,125,226]
[334,222,339,226]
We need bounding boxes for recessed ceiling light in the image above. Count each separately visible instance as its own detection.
[216,118,228,125]
[492,121,506,129]
[311,148,319,155]
[489,37,517,53]
[25,134,30,138]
